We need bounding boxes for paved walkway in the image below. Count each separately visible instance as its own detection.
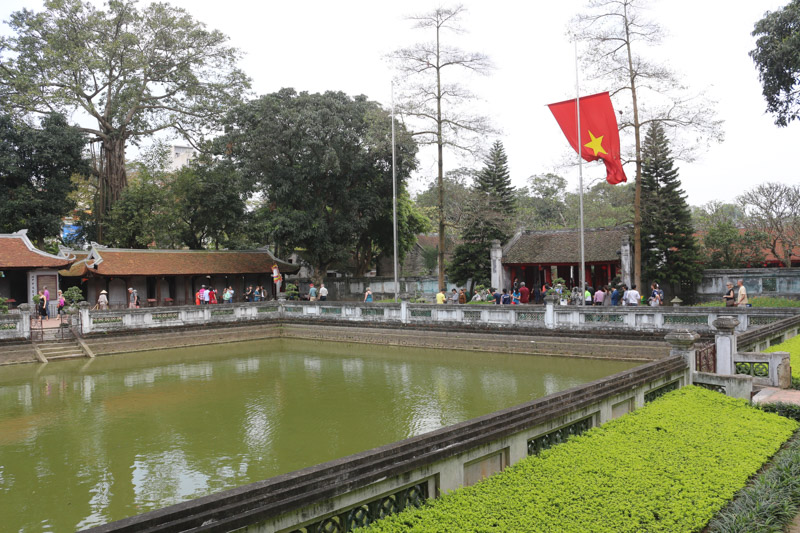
[752,387,800,405]
[30,316,67,330]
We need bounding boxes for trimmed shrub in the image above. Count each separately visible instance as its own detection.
[707,432,800,533]
[361,387,797,533]
[759,402,800,423]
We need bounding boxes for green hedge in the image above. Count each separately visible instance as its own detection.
[764,335,800,384]
[695,297,800,308]
[361,387,797,533]
[707,431,800,533]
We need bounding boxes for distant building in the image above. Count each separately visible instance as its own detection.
[492,226,633,291]
[0,229,75,307]
[169,145,197,171]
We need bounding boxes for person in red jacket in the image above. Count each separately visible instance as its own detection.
[519,282,530,304]
[209,288,218,304]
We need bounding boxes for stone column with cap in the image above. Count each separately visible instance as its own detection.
[665,329,700,374]
[713,315,739,375]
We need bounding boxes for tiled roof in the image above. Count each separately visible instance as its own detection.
[82,248,300,277]
[503,226,631,264]
[59,252,91,277]
[0,232,75,269]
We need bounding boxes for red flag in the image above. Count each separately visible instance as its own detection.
[548,92,627,185]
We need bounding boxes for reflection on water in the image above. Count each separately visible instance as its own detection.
[0,338,636,532]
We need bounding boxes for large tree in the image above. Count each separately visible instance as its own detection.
[0,0,249,239]
[640,122,701,294]
[389,5,494,289]
[0,113,87,244]
[751,1,800,126]
[738,182,800,267]
[474,140,515,212]
[571,0,722,290]
[220,89,419,282]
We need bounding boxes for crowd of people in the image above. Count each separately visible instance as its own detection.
[431,280,669,307]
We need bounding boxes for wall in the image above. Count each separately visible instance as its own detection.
[698,268,800,301]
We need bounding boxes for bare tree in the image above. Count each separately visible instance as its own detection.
[739,182,800,267]
[389,5,494,289]
[571,0,722,289]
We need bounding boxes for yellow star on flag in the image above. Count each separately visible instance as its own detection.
[583,130,607,156]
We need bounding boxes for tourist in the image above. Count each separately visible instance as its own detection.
[37,289,47,323]
[309,283,317,302]
[603,286,612,306]
[501,288,511,305]
[319,284,328,301]
[736,279,749,307]
[610,285,621,306]
[512,286,521,305]
[43,286,51,318]
[450,288,459,304]
[128,287,136,309]
[584,286,592,306]
[492,288,502,304]
[57,290,65,315]
[364,287,373,303]
[723,282,735,307]
[625,284,641,306]
[209,288,218,304]
[253,285,261,302]
[471,290,482,302]
[512,277,519,292]
[519,282,530,304]
[228,286,235,303]
[436,288,446,304]
[98,290,108,310]
[244,286,253,302]
[533,285,541,304]
[648,283,662,307]
[203,286,211,305]
[458,288,467,304]
[593,287,605,306]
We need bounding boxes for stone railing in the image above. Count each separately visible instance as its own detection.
[74,299,799,338]
[738,314,800,352]
[80,357,689,533]
[0,305,31,340]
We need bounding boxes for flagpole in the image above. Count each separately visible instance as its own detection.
[575,41,586,306]
[391,81,399,303]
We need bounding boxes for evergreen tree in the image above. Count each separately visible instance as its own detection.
[475,140,515,211]
[640,123,702,296]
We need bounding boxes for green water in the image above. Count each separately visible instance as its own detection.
[0,339,637,532]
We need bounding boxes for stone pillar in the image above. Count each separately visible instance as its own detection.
[713,315,739,375]
[620,237,632,287]
[78,301,92,335]
[17,303,31,340]
[544,294,557,329]
[490,240,504,293]
[664,329,700,374]
[400,301,408,324]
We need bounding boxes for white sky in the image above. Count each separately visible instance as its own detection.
[2,0,797,207]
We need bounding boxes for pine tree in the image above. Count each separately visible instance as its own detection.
[640,123,702,297]
[475,140,515,211]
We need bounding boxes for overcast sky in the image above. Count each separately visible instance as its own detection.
[2,0,797,207]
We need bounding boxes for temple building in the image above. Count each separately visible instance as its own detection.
[0,230,75,307]
[60,245,299,308]
[491,226,633,291]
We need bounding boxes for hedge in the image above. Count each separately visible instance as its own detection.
[707,431,800,533]
[764,335,800,384]
[361,387,797,533]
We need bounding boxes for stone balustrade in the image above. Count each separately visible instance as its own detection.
[72,300,798,338]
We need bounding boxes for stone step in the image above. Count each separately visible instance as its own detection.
[47,353,86,361]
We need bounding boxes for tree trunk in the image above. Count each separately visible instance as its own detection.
[96,135,128,242]
[624,3,643,291]
[436,21,446,292]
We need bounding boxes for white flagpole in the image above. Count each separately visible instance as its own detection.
[391,81,399,303]
[575,41,586,306]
